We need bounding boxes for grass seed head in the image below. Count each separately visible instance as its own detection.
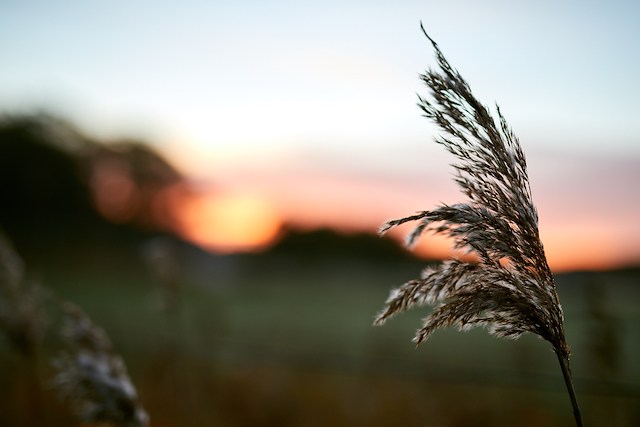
[374,23,580,425]
[52,302,149,427]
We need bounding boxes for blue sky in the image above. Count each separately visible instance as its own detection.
[1,1,639,269]
[2,1,639,163]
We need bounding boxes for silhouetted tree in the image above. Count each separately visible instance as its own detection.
[0,115,103,261]
[0,114,188,270]
[82,140,183,230]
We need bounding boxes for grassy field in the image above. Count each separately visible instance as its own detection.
[1,255,639,426]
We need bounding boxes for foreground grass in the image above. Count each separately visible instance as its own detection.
[1,258,639,426]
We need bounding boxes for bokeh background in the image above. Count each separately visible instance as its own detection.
[1,1,639,426]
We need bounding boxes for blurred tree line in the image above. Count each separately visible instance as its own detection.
[0,114,185,272]
[0,113,423,280]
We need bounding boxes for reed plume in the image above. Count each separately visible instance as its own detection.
[0,233,49,426]
[52,302,149,427]
[374,24,581,426]
[0,233,48,357]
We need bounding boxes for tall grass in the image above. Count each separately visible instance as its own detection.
[0,233,49,426]
[52,302,149,427]
[0,233,149,426]
[375,24,582,426]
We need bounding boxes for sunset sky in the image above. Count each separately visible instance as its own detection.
[1,1,639,271]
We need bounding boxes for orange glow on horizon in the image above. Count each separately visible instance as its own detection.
[401,229,625,272]
[380,221,630,272]
[539,224,624,272]
[173,190,282,254]
[154,170,636,273]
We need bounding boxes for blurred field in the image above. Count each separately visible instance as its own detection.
[1,248,638,427]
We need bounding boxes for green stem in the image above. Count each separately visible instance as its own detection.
[556,351,582,427]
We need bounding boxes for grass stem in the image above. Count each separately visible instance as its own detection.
[556,351,582,427]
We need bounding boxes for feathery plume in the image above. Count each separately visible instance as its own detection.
[0,233,48,357]
[0,233,49,426]
[52,302,149,427]
[375,24,581,426]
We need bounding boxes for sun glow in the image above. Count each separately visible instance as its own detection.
[174,190,282,254]
[540,223,622,272]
